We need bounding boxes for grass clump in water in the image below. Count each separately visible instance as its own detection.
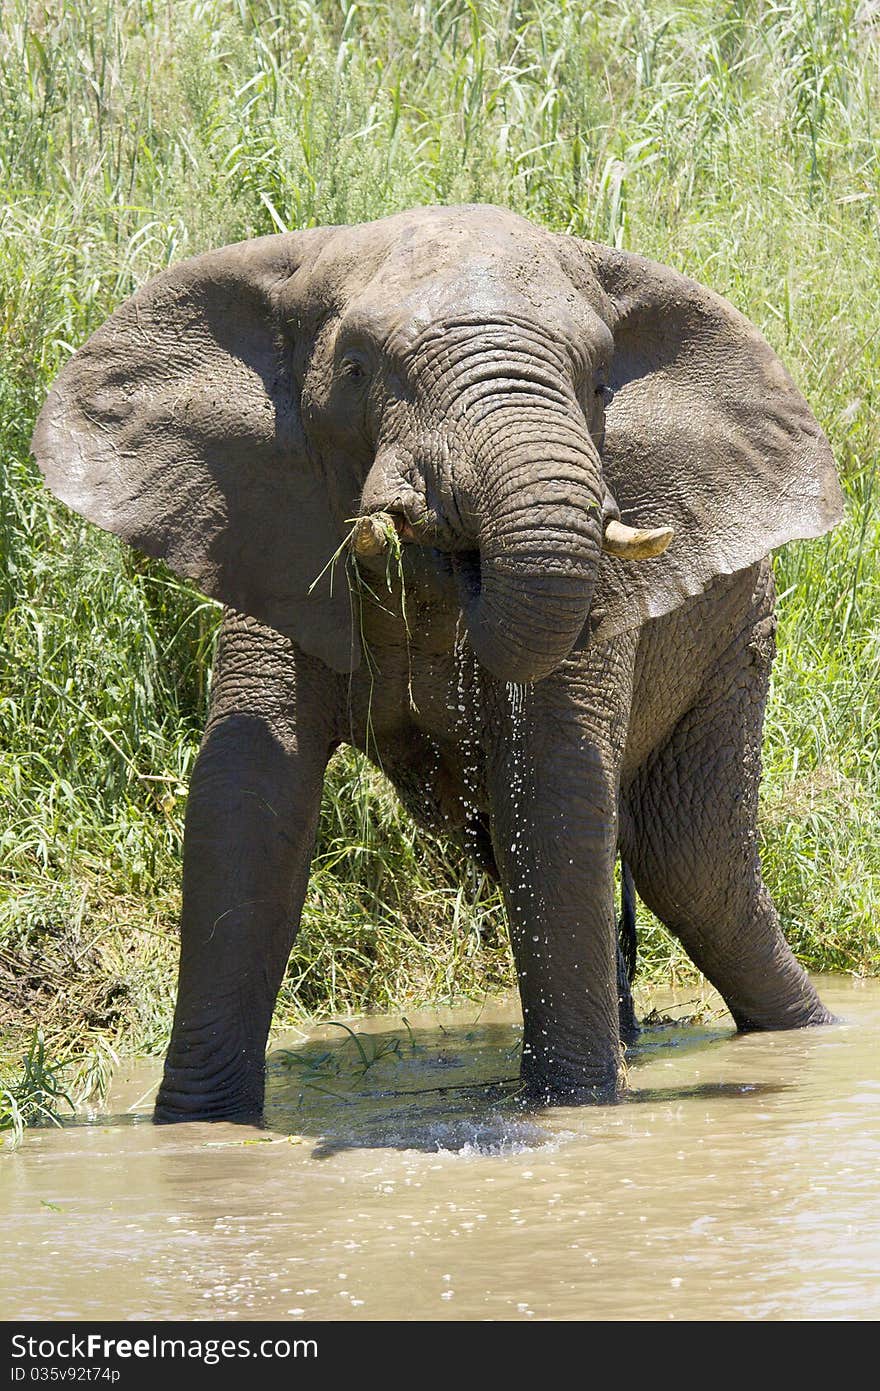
[0,1030,74,1146]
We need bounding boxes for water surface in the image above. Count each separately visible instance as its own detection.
[3,975,879,1320]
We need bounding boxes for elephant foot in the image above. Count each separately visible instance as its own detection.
[154,1065,264,1125]
[153,1099,263,1125]
[518,1051,624,1108]
[731,997,837,1033]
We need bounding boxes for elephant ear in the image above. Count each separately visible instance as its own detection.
[31,229,360,673]
[563,239,844,640]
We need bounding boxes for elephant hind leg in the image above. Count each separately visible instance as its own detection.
[616,861,640,1042]
[620,616,832,1032]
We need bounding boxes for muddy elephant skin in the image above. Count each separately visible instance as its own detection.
[32,205,844,1120]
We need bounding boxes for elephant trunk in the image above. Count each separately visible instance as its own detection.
[460,406,604,685]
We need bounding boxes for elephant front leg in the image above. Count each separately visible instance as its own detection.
[485,643,636,1104]
[154,617,337,1124]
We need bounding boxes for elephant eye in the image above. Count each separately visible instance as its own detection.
[596,383,614,408]
[341,353,368,382]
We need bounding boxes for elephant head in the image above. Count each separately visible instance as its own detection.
[32,205,843,682]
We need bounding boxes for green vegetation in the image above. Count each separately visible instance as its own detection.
[1,0,877,1120]
[0,1027,116,1143]
[0,1030,73,1144]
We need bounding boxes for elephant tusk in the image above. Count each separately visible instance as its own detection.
[350,511,403,558]
[602,518,674,560]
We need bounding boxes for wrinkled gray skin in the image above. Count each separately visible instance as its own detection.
[32,205,844,1121]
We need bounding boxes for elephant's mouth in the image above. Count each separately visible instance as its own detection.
[384,507,420,544]
[386,498,462,552]
[450,549,481,604]
[353,493,466,560]
[352,507,482,604]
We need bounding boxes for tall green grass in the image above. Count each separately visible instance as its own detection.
[1,1,877,1094]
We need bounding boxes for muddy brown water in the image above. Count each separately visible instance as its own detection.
[2,975,879,1321]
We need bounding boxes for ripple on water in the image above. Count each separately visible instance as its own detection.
[396,1115,572,1158]
[5,978,880,1321]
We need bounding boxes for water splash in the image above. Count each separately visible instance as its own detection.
[503,682,551,1044]
[504,681,542,918]
[428,1117,571,1157]
[505,681,527,861]
[454,622,482,847]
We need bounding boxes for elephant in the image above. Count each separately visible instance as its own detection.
[31,203,844,1122]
